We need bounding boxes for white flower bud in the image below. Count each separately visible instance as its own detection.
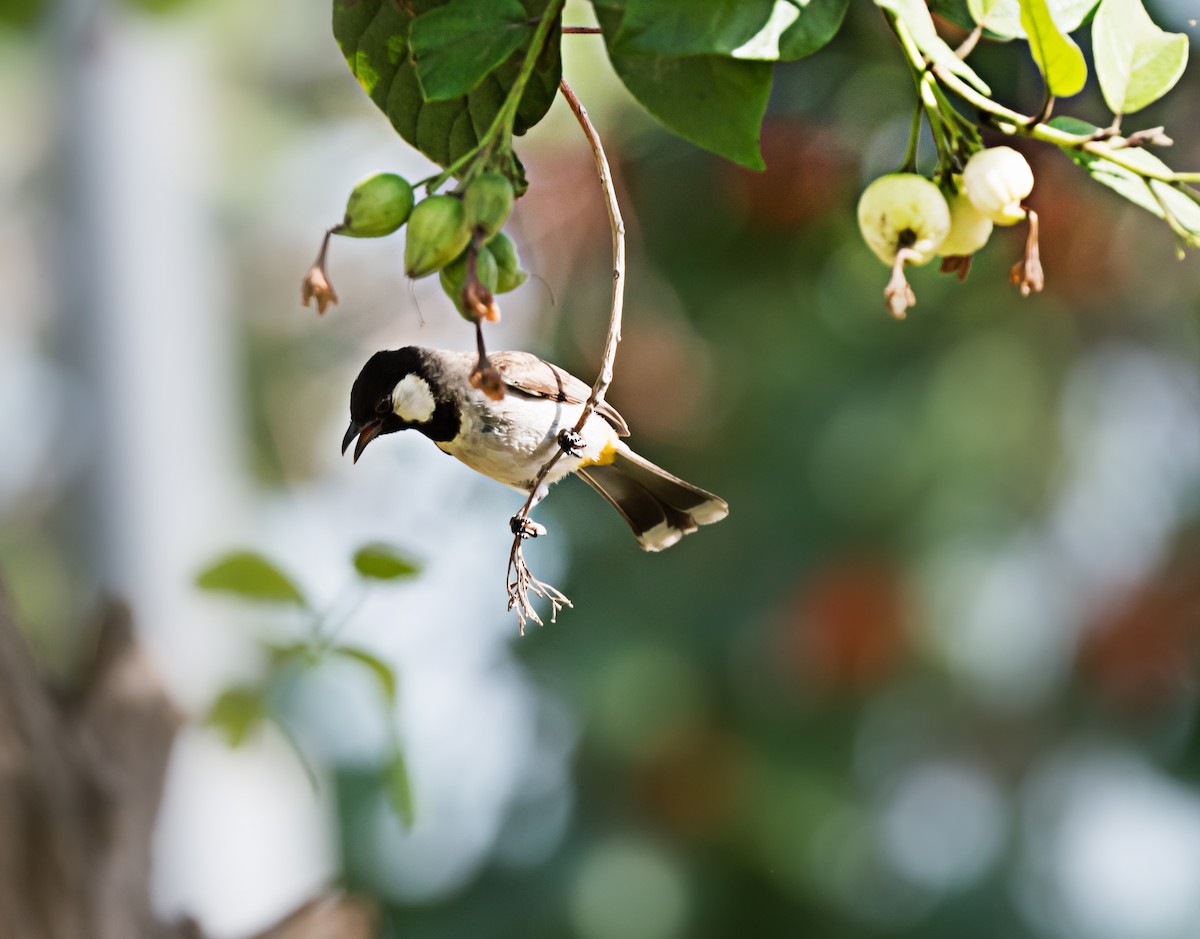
[857,174,951,266]
[938,183,994,257]
[962,146,1034,226]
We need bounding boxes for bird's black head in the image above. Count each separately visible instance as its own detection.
[342,347,458,462]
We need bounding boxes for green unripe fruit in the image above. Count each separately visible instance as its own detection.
[488,232,529,294]
[463,173,515,239]
[404,195,472,278]
[340,173,414,238]
[439,246,500,318]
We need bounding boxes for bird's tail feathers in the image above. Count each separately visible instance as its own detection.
[578,447,728,551]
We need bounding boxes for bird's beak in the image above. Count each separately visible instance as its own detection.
[342,419,382,463]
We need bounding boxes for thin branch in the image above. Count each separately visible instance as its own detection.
[558,78,627,437]
[505,77,627,631]
[954,24,983,59]
[563,26,602,34]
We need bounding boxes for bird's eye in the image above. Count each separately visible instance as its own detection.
[375,397,392,415]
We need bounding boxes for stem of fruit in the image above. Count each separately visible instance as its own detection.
[900,99,922,173]
[917,70,959,178]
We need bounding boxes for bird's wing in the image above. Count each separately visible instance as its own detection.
[489,351,630,437]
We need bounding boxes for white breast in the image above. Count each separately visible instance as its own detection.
[438,392,619,491]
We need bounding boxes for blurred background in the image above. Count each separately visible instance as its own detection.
[3,0,1200,936]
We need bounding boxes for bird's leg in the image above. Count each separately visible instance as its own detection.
[557,428,586,456]
[511,480,550,539]
[510,516,547,539]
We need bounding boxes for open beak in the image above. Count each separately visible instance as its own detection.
[342,419,382,463]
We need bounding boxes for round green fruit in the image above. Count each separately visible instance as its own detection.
[340,172,414,238]
[463,173,515,239]
[488,232,529,294]
[440,246,499,320]
[404,195,471,278]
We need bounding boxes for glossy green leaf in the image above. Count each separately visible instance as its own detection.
[410,0,533,101]
[1019,0,1088,96]
[1050,117,1200,248]
[384,749,416,827]
[332,0,561,171]
[207,685,267,747]
[352,544,422,581]
[611,0,847,62]
[756,0,849,60]
[597,8,771,169]
[1092,0,1188,115]
[937,0,1097,38]
[196,551,307,606]
[333,646,399,705]
[876,0,991,93]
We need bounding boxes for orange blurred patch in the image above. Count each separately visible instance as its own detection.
[1080,535,1200,712]
[631,725,751,840]
[777,558,910,693]
[1023,151,1138,306]
[723,118,854,230]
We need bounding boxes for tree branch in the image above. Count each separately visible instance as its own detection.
[505,78,627,631]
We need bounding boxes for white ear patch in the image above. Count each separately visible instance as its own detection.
[391,374,436,423]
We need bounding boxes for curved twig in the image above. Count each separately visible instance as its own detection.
[505,77,627,631]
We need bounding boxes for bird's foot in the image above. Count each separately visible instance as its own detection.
[510,515,547,540]
[558,428,586,457]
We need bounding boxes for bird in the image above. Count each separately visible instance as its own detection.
[342,347,728,551]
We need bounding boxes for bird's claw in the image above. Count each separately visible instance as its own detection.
[510,516,547,539]
[558,429,586,456]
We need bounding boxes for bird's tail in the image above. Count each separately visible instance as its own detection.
[577,446,729,551]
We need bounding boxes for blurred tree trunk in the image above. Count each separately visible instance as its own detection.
[0,595,371,939]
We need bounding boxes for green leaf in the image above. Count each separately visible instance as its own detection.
[262,640,317,667]
[333,645,399,706]
[1050,117,1200,249]
[196,551,307,606]
[774,0,849,60]
[936,0,1097,39]
[597,8,771,169]
[384,749,415,827]
[352,544,422,581]
[207,685,267,747]
[1019,0,1088,96]
[877,0,991,93]
[1092,0,1188,115]
[966,0,1013,33]
[332,0,561,172]
[410,0,533,101]
[612,0,776,56]
[611,0,847,62]
[0,0,46,29]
